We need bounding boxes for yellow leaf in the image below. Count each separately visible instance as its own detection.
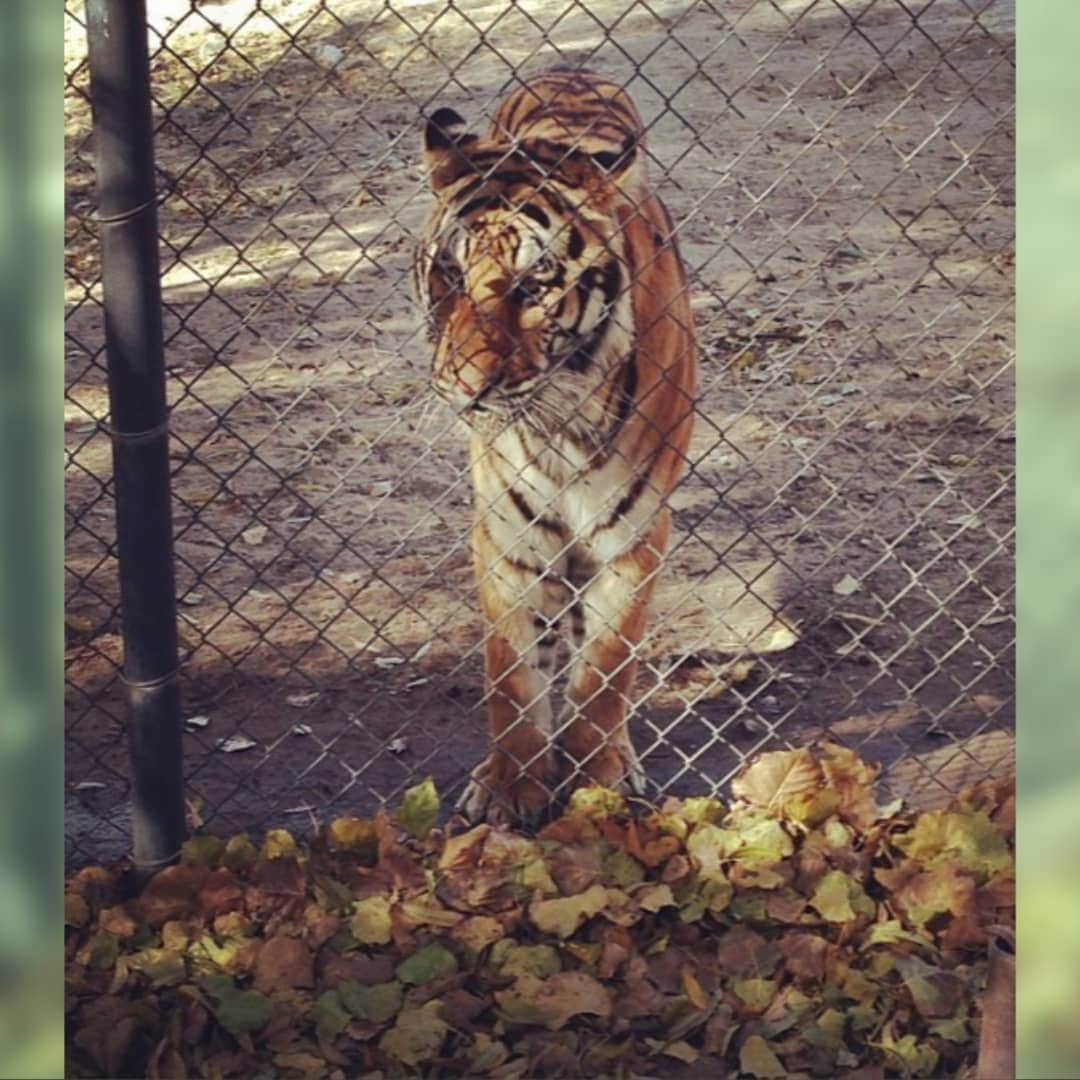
[350,895,392,945]
[681,967,708,1010]
[327,816,377,856]
[636,883,677,912]
[494,972,611,1031]
[731,749,822,816]
[379,1000,449,1066]
[529,883,608,938]
[260,829,297,860]
[739,1034,786,1077]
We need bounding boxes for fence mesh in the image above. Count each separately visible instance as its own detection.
[64,0,1015,866]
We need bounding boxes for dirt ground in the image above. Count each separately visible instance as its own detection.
[64,0,1014,865]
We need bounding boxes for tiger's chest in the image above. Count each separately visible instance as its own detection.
[472,427,658,572]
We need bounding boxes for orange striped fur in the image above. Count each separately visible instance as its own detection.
[415,69,696,825]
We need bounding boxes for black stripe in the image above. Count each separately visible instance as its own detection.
[564,313,611,373]
[569,600,586,641]
[611,352,639,436]
[603,451,660,529]
[477,517,545,578]
[567,226,584,260]
[507,487,564,537]
[599,260,621,304]
[503,553,545,576]
[519,202,550,228]
[457,195,505,218]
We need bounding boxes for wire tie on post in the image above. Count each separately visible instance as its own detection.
[121,666,180,691]
[130,848,183,874]
[103,417,171,444]
[93,189,168,225]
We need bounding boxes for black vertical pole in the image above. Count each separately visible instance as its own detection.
[85,0,185,880]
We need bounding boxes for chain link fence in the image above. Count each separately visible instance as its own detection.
[64,0,1015,867]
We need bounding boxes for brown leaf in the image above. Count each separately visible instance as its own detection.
[495,972,611,1031]
[451,915,505,953]
[439,988,489,1031]
[438,824,491,873]
[731,749,822,815]
[251,855,305,897]
[614,970,669,1019]
[97,905,138,939]
[304,911,341,950]
[778,932,829,981]
[137,864,208,926]
[440,827,556,910]
[73,996,144,1077]
[648,945,717,995]
[198,867,245,918]
[703,1003,736,1055]
[715,925,782,978]
[252,935,314,993]
[766,888,807,923]
[894,953,965,1018]
[660,853,692,884]
[820,743,882,828]
[318,950,396,988]
[640,834,682,868]
[598,939,630,979]
[876,861,977,926]
[546,843,604,895]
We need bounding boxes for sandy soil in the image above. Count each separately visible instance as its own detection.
[64,0,1014,864]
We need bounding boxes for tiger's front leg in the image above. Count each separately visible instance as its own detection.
[458,524,562,827]
[557,517,668,797]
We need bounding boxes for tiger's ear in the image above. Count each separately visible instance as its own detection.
[423,107,478,190]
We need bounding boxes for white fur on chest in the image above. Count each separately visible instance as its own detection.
[477,427,658,571]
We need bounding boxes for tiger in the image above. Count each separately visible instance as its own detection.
[414,68,697,826]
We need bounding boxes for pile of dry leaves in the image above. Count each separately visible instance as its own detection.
[65,745,1014,1078]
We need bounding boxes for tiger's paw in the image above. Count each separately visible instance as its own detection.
[457,751,556,828]
[558,740,646,799]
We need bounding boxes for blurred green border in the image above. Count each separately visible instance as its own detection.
[28,0,1068,1076]
[1017,2,1080,1078]
[0,4,64,1078]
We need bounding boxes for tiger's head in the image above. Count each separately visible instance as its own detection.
[415,107,642,440]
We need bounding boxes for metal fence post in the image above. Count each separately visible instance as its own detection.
[85,0,185,879]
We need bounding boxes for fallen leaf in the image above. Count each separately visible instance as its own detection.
[833,573,861,596]
[218,734,257,754]
[529,884,608,939]
[636,883,676,912]
[494,942,561,979]
[396,777,440,839]
[311,988,350,1042]
[326,816,377,856]
[495,972,611,1031]
[732,750,822,817]
[339,979,403,1023]
[739,1033,787,1077]
[395,943,457,985]
[379,1000,449,1066]
[252,935,314,993]
[351,895,393,945]
[201,973,274,1038]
